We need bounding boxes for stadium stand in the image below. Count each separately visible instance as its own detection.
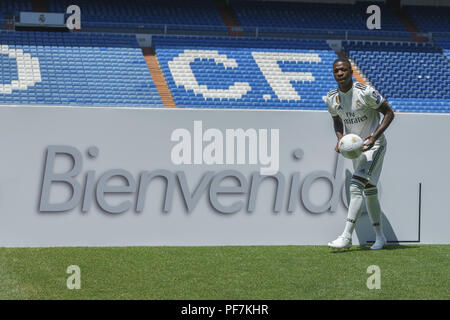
[0,0,32,17]
[0,31,163,107]
[47,0,225,29]
[344,41,450,112]
[230,1,407,36]
[152,35,450,112]
[0,0,449,113]
[403,5,450,33]
[154,36,339,109]
[435,39,450,61]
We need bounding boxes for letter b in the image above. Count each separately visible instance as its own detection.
[40,146,83,212]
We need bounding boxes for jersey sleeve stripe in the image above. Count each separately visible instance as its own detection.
[355,83,367,90]
[327,89,338,97]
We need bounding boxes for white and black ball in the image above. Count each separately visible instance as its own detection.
[339,134,363,159]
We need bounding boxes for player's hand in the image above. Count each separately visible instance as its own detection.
[363,136,375,151]
[335,138,341,153]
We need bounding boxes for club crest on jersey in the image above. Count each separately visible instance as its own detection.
[371,90,382,104]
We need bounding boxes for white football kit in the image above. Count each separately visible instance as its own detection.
[326,82,386,185]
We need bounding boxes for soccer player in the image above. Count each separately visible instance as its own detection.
[326,58,395,250]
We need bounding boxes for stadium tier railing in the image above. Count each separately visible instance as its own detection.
[2,17,448,41]
[77,21,441,42]
[2,19,449,44]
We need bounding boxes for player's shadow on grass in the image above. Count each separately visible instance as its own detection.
[355,211,399,245]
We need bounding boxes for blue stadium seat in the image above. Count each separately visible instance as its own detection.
[404,5,450,33]
[46,0,224,30]
[230,1,407,35]
[154,36,338,110]
[0,31,163,107]
[435,39,450,62]
[344,40,450,112]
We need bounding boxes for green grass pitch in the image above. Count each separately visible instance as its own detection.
[0,245,448,300]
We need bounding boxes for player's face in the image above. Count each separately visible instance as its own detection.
[333,61,353,87]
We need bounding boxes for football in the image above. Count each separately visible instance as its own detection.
[339,134,363,159]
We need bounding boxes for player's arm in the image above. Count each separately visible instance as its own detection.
[332,115,344,153]
[363,101,395,151]
[326,93,343,153]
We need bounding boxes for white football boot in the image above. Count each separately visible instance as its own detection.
[370,235,387,250]
[328,234,352,249]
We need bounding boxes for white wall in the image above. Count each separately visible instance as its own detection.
[0,105,448,247]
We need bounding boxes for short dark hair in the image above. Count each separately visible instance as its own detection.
[333,58,352,69]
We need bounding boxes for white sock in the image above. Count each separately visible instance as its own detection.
[342,179,365,238]
[364,186,384,238]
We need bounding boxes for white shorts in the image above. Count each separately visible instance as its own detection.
[352,139,387,186]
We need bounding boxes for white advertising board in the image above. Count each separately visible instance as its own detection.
[0,105,448,247]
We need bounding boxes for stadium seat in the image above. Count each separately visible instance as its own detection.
[154,36,338,110]
[403,5,450,33]
[0,31,163,107]
[1,1,448,113]
[230,1,407,36]
[46,0,224,30]
[344,41,450,113]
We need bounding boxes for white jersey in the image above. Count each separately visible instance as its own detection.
[326,82,386,145]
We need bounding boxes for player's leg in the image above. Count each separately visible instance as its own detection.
[329,141,386,249]
[362,144,387,249]
[364,183,386,249]
[328,175,367,249]
[342,175,366,237]
[364,183,383,237]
